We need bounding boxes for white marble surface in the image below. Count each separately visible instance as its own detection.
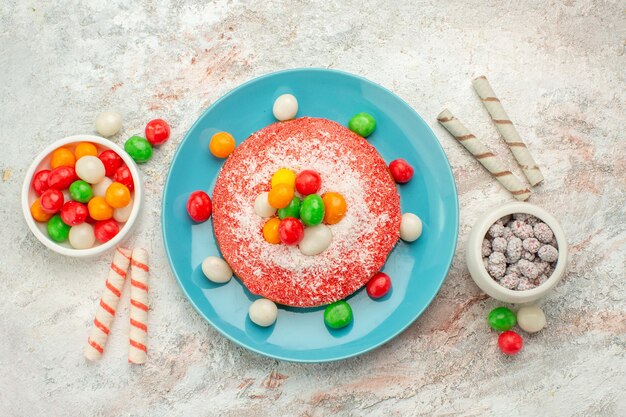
[1,1,625,416]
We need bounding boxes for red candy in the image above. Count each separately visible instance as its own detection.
[145,119,171,146]
[32,170,51,195]
[60,201,88,226]
[99,150,123,177]
[389,159,414,184]
[295,170,322,196]
[40,189,64,213]
[113,165,134,192]
[366,272,392,299]
[498,330,523,355]
[278,218,304,245]
[94,219,120,243]
[47,166,77,190]
[186,191,212,222]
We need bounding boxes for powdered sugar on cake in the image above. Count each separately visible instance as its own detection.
[212,117,401,307]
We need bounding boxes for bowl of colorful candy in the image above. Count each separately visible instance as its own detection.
[21,135,142,257]
[466,202,568,303]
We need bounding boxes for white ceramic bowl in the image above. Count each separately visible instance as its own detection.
[21,135,142,257]
[466,202,568,303]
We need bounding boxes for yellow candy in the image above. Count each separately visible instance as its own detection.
[271,168,296,188]
[262,218,281,244]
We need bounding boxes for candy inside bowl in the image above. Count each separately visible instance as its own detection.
[466,202,568,304]
[21,135,142,257]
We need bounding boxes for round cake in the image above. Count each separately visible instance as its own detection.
[212,117,401,307]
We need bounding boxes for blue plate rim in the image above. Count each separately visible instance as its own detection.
[161,67,459,362]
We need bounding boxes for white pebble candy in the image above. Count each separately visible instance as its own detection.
[400,213,422,242]
[201,256,233,284]
[92,177,113,197]
[95,111,122,137]
[75,156,106,184]
[254,192,276,218]
[113,198,133,222]
[249,298,278,327]
[68,223,95,249]
[299,224,332,256]
[272,94,298,121]
[517,304,547,333]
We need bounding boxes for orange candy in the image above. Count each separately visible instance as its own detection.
[74,142,98,159]
[88,196,113,220]
[268,184,294,209]
[209,132,236,158]
[262,218,282,244]
[30,198,53,222]
[322,192,347,225]
[50,147,76,169]
[105,182,131,208]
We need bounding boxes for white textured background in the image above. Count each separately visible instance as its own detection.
[1,1,625,416]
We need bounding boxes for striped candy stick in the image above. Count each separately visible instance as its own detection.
[128,248,149,364]
[437,109,531,201]
[84,247,132,361]
[472,76,544,186]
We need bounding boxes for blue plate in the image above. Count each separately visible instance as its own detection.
[162,68,458,362]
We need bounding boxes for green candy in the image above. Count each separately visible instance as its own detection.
[278,197,301,220]
[124,136,153,163]
[488,307,517,331]
[324,301,353,329]
[348,112,376,137]
[69,180,93,203]
[47,214,71,242]
[300,194,324,226]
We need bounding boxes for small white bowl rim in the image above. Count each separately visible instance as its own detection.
[21,134,143,258]
[466,201,568,303]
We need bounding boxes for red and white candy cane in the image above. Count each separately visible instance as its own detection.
[129,248,149,364]
[84,247,132,361]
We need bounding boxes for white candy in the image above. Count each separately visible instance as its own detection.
[69,223,95,249]
[254,192,276,218]
[400,213,423,242]
[272,94,298,121]
[299,224,332,256]
[92,177,113,197]
[95,111,122,137]
[249,298,278,327]
[75,156,106,184]
[113,198,133,222]
[201,256,233,284]
[517,304,546,333]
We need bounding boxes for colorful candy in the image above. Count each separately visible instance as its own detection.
[32,170,50,195]
[272,94,298,121]
[488,307,517,331]
[300,194,325,226]
[262,218,282,244]
[40,189,64,213]
[271,168,296,188]
[294,170,321,196]
[145,119,170,146]
[324,301,353,329]
[516,304,546,333]
[321,192,346,225]
[400,213,422,242]
[268,183,295,209]
[50,147,76,169]
[88,196,113,221]
[92,177,113,197]
[186,191,212,222]
[277,197,301,220]
[124,136,153,163]
[68,223,95,249]
[47,214,71,242]
[47,166,77,190]
[69,180,93,203]
[278,217,304,245]
[105,182,131,208]
[254,192,277,218]
[112,165,134,191]
[95,111,122,137]
[249,298,278,327]
[113,199,133,223]
[201,256,233,283]
[60,201,88,226]
[74,142,98,159]
[366,272,392,299]
[498,330,523,355]
[348,112,376,137]
[30,198,53,222]
[299,224,332,256]
[389,159,414,184]
[75,156,106,184]
[98,150,123,177]
[209,132,236,158]
[94,219,119,243]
